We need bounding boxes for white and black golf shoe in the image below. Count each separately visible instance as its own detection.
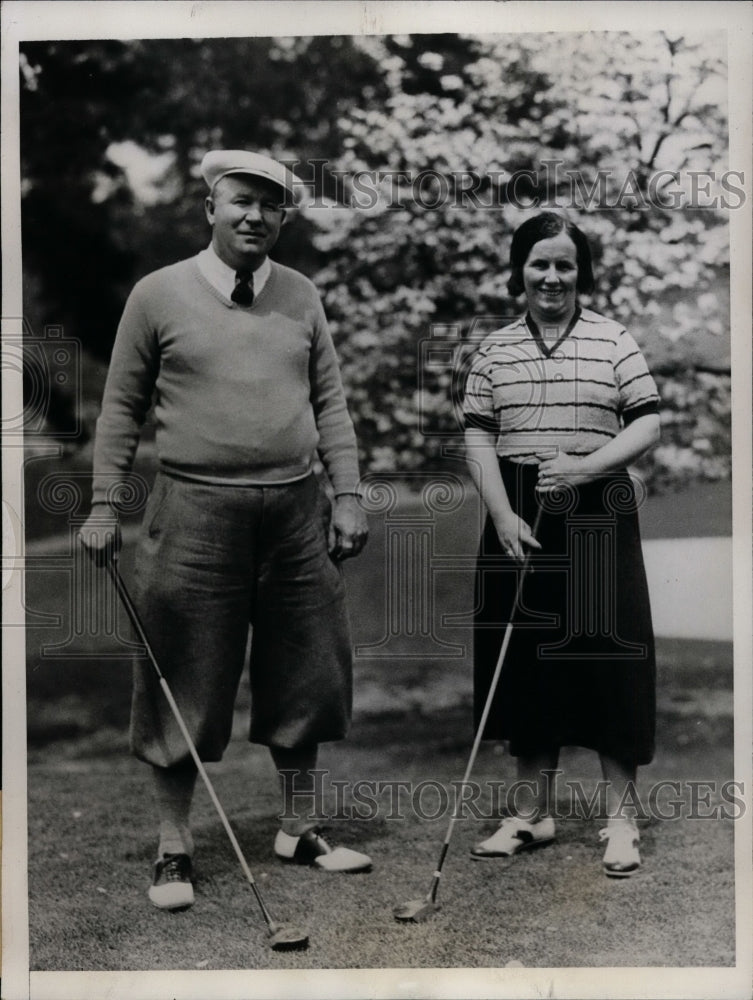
[274,828,372,873]
[148,852,195,910]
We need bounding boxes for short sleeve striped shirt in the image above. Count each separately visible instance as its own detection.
[462,307,660,462]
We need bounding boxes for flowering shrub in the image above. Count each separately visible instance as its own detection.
[308,32,732,492]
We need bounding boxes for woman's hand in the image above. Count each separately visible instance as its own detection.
[464,427,541,562]
[537,416,660,491]
[537,452,596,490]
[492,511,542,563]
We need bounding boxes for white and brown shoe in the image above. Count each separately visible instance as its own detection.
[470,815,556,860]
[599,820,641,878]
[274,829,372,873]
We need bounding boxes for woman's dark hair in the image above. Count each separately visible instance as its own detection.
[507,212,595,297]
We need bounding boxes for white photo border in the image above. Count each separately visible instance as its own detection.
[3,2,751,998]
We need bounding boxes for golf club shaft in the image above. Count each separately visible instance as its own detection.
[427,501,544,904]
[105,559,279,932]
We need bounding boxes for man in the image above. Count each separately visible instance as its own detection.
[80,150,372,911]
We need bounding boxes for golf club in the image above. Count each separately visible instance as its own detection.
[102,554,309,951]
[393,501,544,923]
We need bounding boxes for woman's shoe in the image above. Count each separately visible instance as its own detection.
[274,828,372,873]
[470,815,556,860]
[599,820,640,877]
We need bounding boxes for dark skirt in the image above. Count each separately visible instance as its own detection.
[473,460,656,765]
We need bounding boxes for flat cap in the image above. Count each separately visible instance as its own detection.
[200,150,300,205]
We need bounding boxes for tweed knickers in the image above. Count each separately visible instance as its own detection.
[129,472,353,767]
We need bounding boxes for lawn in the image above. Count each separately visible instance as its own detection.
[25,646,736,971]
[22,464,738,974]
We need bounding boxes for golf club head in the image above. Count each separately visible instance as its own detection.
[267,923,310,951]
[393,898,441,923]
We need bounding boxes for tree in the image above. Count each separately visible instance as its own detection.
[306,31,731,487]
[20,36,386,433]
[20,32,732,489]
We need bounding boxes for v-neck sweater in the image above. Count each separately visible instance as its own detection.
[463,307,660,461]
[92,257,359,501]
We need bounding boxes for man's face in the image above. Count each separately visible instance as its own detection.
[205,174,286,270]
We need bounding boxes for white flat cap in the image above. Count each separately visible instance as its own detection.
[200,150,300,204]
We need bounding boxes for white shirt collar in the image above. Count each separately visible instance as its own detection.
[196,244,271,301]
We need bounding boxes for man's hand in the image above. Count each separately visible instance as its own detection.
[328,494,368,561]
[78,504,122,567]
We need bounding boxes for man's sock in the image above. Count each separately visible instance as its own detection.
[152,761,197,858]
[269,744,320,837]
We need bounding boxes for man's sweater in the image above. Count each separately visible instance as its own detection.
[92,257,359,503]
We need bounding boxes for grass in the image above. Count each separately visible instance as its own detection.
[26,638,735,971]
[22,461,737,971]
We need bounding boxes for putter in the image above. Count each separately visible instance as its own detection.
[394,502,544,924]
[103,556,309,952]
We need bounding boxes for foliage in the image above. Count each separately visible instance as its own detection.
[20,37,386,343]
[306,32,731,489]
[20,32,732,490]
[646,371,732,489]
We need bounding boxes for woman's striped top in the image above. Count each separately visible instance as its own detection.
[462,307,660,462]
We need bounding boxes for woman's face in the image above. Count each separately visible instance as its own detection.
[522,231,579,324]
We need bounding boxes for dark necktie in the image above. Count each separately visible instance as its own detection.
[231,270,254,306]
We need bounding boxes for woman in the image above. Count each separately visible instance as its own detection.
[462,212,660,877]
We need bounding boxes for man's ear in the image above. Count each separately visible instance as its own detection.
[205,195,215,224]
[279,208,287,226]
